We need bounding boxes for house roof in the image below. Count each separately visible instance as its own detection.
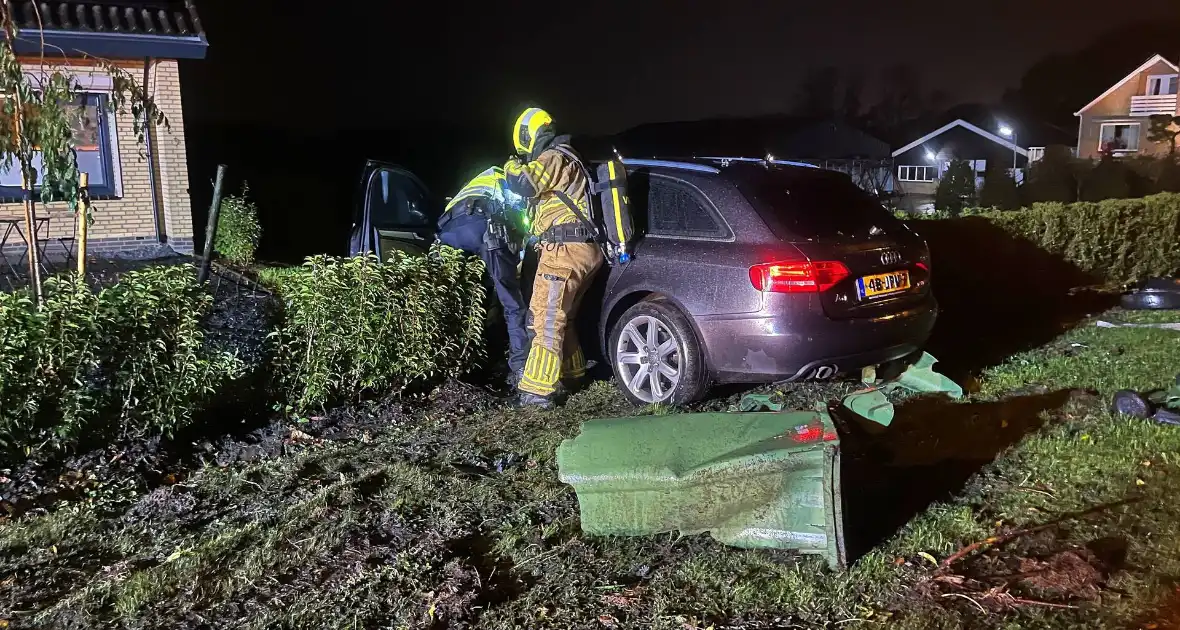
[1073,53,1179,116]
[9,1,207,60]
[614,116,892,161]
[891,118,1028,158]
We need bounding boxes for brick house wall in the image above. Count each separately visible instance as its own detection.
[0,58,194,257]
[1077,58,1180,160]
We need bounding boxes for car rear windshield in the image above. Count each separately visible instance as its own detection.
[731,166,901,241]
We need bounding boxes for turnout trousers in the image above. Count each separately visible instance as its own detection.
[518,242,604,397]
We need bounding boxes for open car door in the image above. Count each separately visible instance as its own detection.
[349,160,440,260]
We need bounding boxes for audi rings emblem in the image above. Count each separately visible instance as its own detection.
[880,250,902,266]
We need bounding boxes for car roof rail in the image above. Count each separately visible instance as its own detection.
[620,158,721,174]
[770,159,819,169]
[698,156,820,169]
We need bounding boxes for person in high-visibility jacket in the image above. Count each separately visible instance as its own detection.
[436,166,530,387]
[503,107,604,409]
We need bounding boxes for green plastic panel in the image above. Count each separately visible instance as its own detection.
[882,352,963,399]
[556,402,846,568]
[841,389,895,426]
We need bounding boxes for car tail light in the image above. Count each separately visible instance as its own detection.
[749,260,850,293]
[788,420,839,444]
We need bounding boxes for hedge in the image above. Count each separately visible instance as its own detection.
[914,193,1180,286]
[0,266,242,457]
[214,183,262,267]
[270,245,487,411]
[0,244,487,463]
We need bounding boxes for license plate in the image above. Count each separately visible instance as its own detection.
[857,270,910,299]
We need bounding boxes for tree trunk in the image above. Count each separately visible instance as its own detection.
[12,88,43,303]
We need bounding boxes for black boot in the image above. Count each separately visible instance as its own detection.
[514,390,554,410]
[506,368,524,390]
[558,375,586,398]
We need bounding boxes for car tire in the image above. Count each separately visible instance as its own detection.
[1121,290,1180,310]
[1111,389,1152,419]
[1142,277,1180,292]
[609,298,707,406]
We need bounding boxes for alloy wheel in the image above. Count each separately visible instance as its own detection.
[615,315,682,403]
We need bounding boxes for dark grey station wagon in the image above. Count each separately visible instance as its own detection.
[349,156,938,405]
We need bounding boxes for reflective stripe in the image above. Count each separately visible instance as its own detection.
[542,273,564,347]
[521,345,560,395]
[563,346,586,378]
[519,107,545,128]
[445,167,507,213]
[527,161,550,187]
[608,161,625,241]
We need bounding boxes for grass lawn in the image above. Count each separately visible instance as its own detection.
[3,308,1180,629]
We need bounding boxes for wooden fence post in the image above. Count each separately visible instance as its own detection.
[20,171,42,303]
[197,164,227,284]
[76,172,89,276]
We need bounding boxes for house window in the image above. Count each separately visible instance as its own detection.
[0,93,119,199]
[897,165,936,182]
[1099,122,1141,153]
[1147,74,1179,96]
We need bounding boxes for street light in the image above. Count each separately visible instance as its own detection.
[999,124,1018,177]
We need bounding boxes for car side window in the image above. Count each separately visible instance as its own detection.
[367,168,431,228]
[647,176,729,239]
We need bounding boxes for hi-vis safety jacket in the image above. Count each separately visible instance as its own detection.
[444,166,509,214]
[504,145,591,236]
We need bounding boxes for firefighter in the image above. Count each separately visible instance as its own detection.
[436,166,530,387]
[504,107,604,409]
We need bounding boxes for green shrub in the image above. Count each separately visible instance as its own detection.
[978,162,1020,210]
[1023,146,1079,203]
[214,183,262,267]
[934,159,977,216]
[0,265,242,457]
[915,193,1180,285]
[1081,156,1132,201]
[271,245,486,411]
[255,265,302,292]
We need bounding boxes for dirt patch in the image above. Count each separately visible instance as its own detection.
[1016,550,1104,601]
[924,523,1123,616]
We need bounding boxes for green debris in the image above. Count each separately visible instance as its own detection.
[557,396,846,569]
[737,393,785,412]
[841,389,895,426]
[841,352,963,427]
[884,352,964,399]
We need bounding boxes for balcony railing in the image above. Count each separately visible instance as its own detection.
[1130,94,1178,116]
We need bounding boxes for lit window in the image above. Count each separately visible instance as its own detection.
[897,165,936,182]
[1147,75,1179,96]
[1099,123,1140,153]
[0,93,119,199]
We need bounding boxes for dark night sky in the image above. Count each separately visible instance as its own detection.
[182,0,1180,136]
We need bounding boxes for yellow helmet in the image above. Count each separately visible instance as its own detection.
[513,107,553,156]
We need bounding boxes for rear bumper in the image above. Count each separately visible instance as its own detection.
[697,296,938,384]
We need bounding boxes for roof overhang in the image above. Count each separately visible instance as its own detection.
[11,29,208,60]
[891,119,1028,158]
[1074,53,1178,116]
